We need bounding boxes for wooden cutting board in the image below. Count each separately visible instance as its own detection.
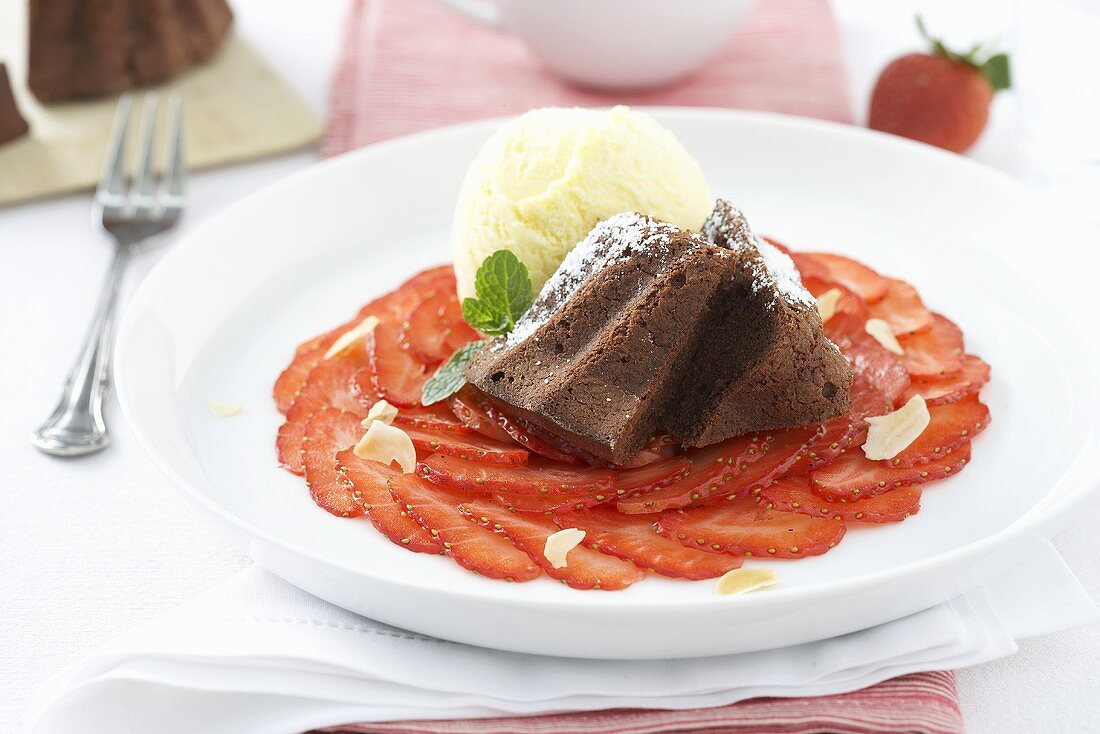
[0,5,322,207]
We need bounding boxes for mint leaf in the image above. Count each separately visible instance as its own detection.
[462,297,510,336]
[980,53,1011,91]
[421,340,487,405]
[434,252,533,403]
[466,250,533,335]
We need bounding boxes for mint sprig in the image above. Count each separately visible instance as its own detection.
[421,250,535,405]
[462,250,533,336]
[421,340,488,406]
[916,15,1011,91]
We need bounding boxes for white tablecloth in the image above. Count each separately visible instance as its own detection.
[1,1,1097,732]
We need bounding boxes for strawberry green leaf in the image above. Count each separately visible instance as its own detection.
[421,340,487,406]
[916,13,1009,91]
[980,53,1011,91]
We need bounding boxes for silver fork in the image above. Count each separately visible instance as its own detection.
[32,93,187,457]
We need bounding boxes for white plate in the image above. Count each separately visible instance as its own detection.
[115,109,1100,659]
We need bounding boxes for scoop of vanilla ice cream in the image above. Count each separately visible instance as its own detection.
[452,106,713,299]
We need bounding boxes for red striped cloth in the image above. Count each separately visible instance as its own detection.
[318,3,962,732]
[315,672,962,734]
[322,0,853,156]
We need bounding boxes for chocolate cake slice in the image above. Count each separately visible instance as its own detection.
[682,199,852,446]
[465,204,852,464]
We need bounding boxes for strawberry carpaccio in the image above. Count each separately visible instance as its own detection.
[273,251,991,591]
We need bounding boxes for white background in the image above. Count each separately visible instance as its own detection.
[1,0,1098,731]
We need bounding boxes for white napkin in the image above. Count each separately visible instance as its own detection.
[27,540,1097,734]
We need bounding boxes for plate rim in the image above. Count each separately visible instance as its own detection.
[115,107,1100,618]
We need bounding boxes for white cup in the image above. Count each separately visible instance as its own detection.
[435,0,759,91]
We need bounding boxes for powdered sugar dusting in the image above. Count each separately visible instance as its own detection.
[702,199,814,309]
[503,212,676,348]
[756,238,815,307]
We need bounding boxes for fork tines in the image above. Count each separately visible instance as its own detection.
[96,92,186,225]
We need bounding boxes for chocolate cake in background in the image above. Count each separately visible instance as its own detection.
[0,63,30,144]
[465,203,852,465]
[27,0,234,103]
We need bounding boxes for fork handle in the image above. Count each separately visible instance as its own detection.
[32,243,132,456]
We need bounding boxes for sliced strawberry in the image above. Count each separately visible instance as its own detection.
[802,277,870,321]
[274,341,336,414]
[789,414,861,475]
[292,331,330,358]
[868,278,934,335]
[277,359,372,475]
[761,476,921,524]
[441,291,482,352]
[903,355,991,406]
[899,313,964,377]
[302,409,366,517]
[274,266,450,414]
[398,273,481,362]
[276,417,309,475]
[615,456,693,496]
[494,490,613,514]
[473,396,592,465]
[702,425,823,504]
[848,374,894,421]
[506,459,692,514]
[827,313,910,407]
[367,265,454,322]
[274,349,322,415]
[801,252,889,303]
[276,277,421,414]
[336,448,443,554]
[403,425,529,465]
[400,289,460,364]
[892,395,989,466]
[656,497,847,558]
[554,506,743,580]
[809,441,971,501]
[387,474,541,581]
[460,497,646,590]
[368,321,430,407]
[616,434,682,469]
[390,402,473,433]
[274,317,364,414]
[358,269,457,407]
[789,252,830,283]
[418,453,617,495]
[615,433,770,514]
[448,387,517,443]
[444,322,481,352]
[289,355,372,419]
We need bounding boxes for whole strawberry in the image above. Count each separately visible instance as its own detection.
[869,17,1010,153]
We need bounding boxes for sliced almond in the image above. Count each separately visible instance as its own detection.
[207,400,242,418]
[543,528,586,569]
[361,399,398,427]
[863,394,930,461]
[815,288,842,323]
[864,318,904,355]
[324,315,380,359]
[353,420,416,473]
[715,568,778,596]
